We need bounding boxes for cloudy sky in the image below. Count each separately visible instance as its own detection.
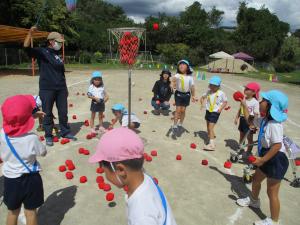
[107,0,300,30]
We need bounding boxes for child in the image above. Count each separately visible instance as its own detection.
[110,104,141,130]
[171,60,196,133]
[0,95,47,225]
[87,71,109,134]
[237,90,289,225]
[33,95,44,132]
[234,82,260,154]
[200,76,227,151]
[89,127,177,225]
[151,69,173,115]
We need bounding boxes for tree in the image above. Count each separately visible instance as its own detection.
[157,43,190,64]
[208,6,224,28]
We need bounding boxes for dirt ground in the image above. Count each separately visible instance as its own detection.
[0,69,299,225]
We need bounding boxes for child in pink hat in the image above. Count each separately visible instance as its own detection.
[89,127,177,225]
[0,95,47,225]
[234,82,260,154]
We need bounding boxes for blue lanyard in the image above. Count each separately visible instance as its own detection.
[150,176,167,225]
[257,119,267,157]
[4,133,37,173]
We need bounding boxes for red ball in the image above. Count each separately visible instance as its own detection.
[90,132,96,138]
[86,134,92,140]
[224,161,232,169]
[83,150,90,155]
[201,159,208,166]
[39,136,45,141]
[295,160,300,166]
[190,143,197,149]
[123,185,129,192]
[248,155,256,163]
[84,120,89,127]
[103,183,111,192]
[106,192,115,202]
[53,136,59,142]
[176,154,182,160]
[78,147,85,154]
[59,165,66,172]
[151,150,158,157]
[233,91,244,102]
[96,167,104,174]
[80,176,87,183]
[153,23,159,30]
[72,115,77,120]
[66,172,73,180]
[146,155,152,162]
[96,176,104,183]
[98,182,106,190]
[153,177,158,185]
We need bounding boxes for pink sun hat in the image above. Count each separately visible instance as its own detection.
[89,127,144,163]
[1,95,36,137]
[245,82,261,99]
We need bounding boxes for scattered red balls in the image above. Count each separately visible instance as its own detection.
[80,176,87,183]
[65,160,76,171]
[224,161,232,169]
[91,132,96,138]
[83,149,90,155]
[59,165,66,172]
[86,134,92,140]
[53,136,59,142]
[96,176,104,183]
[106,192,115,202]
[153,23,159,31]
[123,185,129,192]
[190,143,197,149]
[295,160,300,166]
[60,138,70,145]
[146,155,152,162]
[233,91,244,102]
[176,154,182,160]
[98,182,105,190]
[248,155,256,163]
[39,136,45,141]
[151,150,158,157]
[78,147,85,154]
[66,171,73,180]
[103,183,111,192]
[72,115,77,120]
[96,167,104,174]
[153,177,158,185]
[201,159,208,166]
[84,120,90,127]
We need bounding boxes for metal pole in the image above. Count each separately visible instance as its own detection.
[108,30,112,60]
[128,67,132,127]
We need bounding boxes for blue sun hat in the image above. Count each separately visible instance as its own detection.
[91,71,102,79]
[112,103,125,112]
[177,59,193,73]
[261,90,288,122]
[209,75,222,86]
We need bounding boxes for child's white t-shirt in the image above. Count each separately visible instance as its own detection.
[121,113,141,127]
[88,85,106,99]
[126,174,177,225]
[0,129,47,178]
[174,73,194,93]
[254,118,286,153]
[202,90,227,112]
[33,95,42,108]
[240,98,259,116]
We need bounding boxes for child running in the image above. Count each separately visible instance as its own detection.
[87,71,109,134]
[89,127,177,225]
[0,95,47,225]
[237,90,289,225]
[171,60,196,133]
[234,82,260,154]
[200,76,227,151]
[151,69,173,115]
[110,104,141,130]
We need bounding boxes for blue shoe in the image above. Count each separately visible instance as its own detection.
[46,137,54,147]
[63,134,77,141]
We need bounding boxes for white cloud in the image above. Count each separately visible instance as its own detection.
[107,0,300,30]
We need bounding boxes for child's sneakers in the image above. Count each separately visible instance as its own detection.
[91,128,97,135]
[203,143,215,151]
[254,218,280,225]
[236,196,260,208]
[98,126,106,134]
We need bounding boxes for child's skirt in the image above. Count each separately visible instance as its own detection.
[238,116,250,133]
[3,173,44,210]
[90,100,105,112]
[205,110,220,124]
[174,91,191,107]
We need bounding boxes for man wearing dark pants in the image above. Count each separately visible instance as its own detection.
[24,26,76,146]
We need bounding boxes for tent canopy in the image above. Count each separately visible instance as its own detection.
[209,51,234,59]
[232,52,254,61]
[0,25,49,43]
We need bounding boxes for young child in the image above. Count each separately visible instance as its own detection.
[237,90,289,225]
[89,127,177,225]
[234,82,260,154]
[87,71,109,134]
[171,60,196,133]
[0,95,47,225]
[110,104,141,130]
[151,69,173,115]
[200,76,227,151]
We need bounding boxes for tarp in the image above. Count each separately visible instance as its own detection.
[232,52,254,61]
[0,25,49,43]
[209,51,234,59]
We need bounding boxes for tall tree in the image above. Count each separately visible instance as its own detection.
[208,6,224,28]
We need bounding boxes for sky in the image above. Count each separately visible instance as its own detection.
[107,0,300,30]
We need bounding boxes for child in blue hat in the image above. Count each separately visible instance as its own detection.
[237,90,289,225]
[200,75,227,151]
[87,71,109,134]
[171,60,197,134]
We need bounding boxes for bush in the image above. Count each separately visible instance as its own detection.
[93,51,103,63]
[273,59,296,72]
[187,46,206,65]
[156,43,190,64]
[79,51,92,64]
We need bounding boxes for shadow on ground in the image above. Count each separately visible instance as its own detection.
[224,139,240,151]
[209,166,266,220]
[38,185,77,225]
[194,130,209,144]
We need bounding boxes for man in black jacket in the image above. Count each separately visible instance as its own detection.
[151,69,173,115]
[24,27,76,146]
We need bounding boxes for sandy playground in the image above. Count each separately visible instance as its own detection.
[0,69,299,225]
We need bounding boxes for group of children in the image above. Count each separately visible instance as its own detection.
[0,59,290,225]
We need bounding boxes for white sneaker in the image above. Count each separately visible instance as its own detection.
[254,217,279,225]
[236,196,260,208]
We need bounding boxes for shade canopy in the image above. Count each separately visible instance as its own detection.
[209,51,234,59]
[232,52,254,61]
[0,25,49,43]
